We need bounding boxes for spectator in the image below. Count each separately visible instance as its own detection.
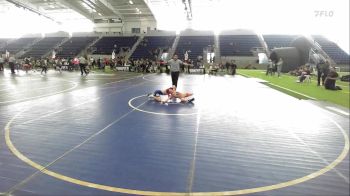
[276,57,283,77]
[9,55,16,74]
[41,58,48,75]
[90,57,95,70]
[0,55,4,71]
[316,59,330,86]
[266,59,274,76]
[73,57,80,70]
[56,58,62,73]
[296,66,311,83]
[231,60,237,75]
[97,58,102,69]
[225,61,231,73]
[324,67,342,90]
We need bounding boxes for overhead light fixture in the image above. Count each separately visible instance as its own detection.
[92,9,96,12]
[98,13,102,16]
[139,11,142,14]
[129,0,134,4]
[182,0,192,21]
[136,8,139,11]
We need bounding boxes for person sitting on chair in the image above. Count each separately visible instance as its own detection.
[296,66,311,83]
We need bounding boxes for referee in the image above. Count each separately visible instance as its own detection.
[167,54,188,88]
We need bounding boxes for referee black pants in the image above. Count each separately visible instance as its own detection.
[171,71,180,87]
[80,63,88,75]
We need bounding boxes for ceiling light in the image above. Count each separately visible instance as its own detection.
[98,13,102,16]
[92,9,96,12]
[136,8,139,11]
[139,11,142,14]
[129,0,134,4]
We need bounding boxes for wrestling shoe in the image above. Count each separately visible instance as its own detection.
[187,98,195,103]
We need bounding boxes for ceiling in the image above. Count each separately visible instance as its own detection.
[0,0,157,23]
[0,0,219,26]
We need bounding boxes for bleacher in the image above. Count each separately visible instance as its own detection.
[56,36,98,59]
[21,37,66,58]
[92,36,138,55]
[175,36,214,60]
[263,35,298,50]
[219,35,261,56]
[313,35,349,64]
[131,36,175,60]
[0,37,37,54]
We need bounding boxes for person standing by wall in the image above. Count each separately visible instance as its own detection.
[276,57,283,77]
[316,59,330,86]
[231,60,237,75]
[266,59,274,76]
[41,58,48,75]
[167,54,188,88]
[0,55,4,71]
[9,55,16,74]
[225,60,231,73]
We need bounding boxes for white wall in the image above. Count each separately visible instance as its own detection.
[122,19,157,34]
[141,30,176,36]
[93,19,156,35]
[21,33,42,38]
[180,29,214,36]
[72,32,99,37]
[45,31,69,37]
[93,23,123,34]
[220,29,257,35]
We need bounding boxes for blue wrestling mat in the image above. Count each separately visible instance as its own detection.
[0,72,349,195]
